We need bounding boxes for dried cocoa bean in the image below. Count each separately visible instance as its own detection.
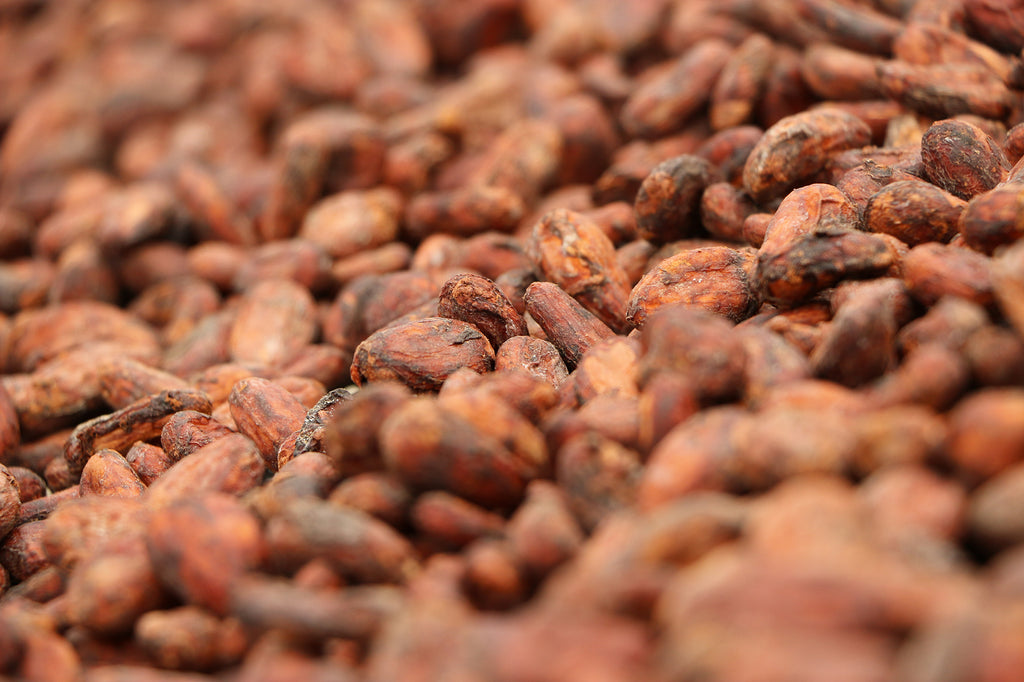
[351,317,495,392]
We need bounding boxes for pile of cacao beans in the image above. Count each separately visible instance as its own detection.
[2,0,1024,680]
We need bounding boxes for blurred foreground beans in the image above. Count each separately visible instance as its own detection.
[4,0,1024,680]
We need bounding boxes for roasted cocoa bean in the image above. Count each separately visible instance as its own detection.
[351,317,495,392]
[523,282,616,368]
[264,498,418,583]
[143,434,265,510]
[147,494,265,615]
[620,40,733,139]
[528,208,632,332]
[628,246,759,326]
[634,155,719,245]
[742,109,872,203]
[64,389,213,477]
[920,118,1010,200]
[228,378,307,472]
[864,179,966,245]
[437,273,527,349]
[380,395,547,509]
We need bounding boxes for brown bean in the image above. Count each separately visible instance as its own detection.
[351,317,495,392]
[329,472,413,529]
[634,155,719,245]
[993,238,1024,341]
[64,389,213,477]
[958,183,1024,254]
[757,229,893,307]
[902,242,995,308]
[380,396,547,509]
[523,282,616,368]
[405,185,526,239]
[228,279,317,369]
[494,336,569,387]
[299,188,402,258]
[410,491,505,551]
[147,494,265,615]
[65,549,165,637]
[264,498,418,582]
[864,179,965,246]
[628,246,759,326]
[0,464,20,542]
[528,208,631,331]
[143,434,265,510]
[231,575,402,644]
[620,40,733,139]
[879,61,1012,120]
[947,389,1024,485]
[228,377,307,472]
[710,34,774,131]
[437,273,527,349]
[809,278,901,387]
[124,442,173,486]
[79,449,147,498]
[743,109,872,203]
[639,305,747,404]
[921,118,1010,200]
[136,606,248,672]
